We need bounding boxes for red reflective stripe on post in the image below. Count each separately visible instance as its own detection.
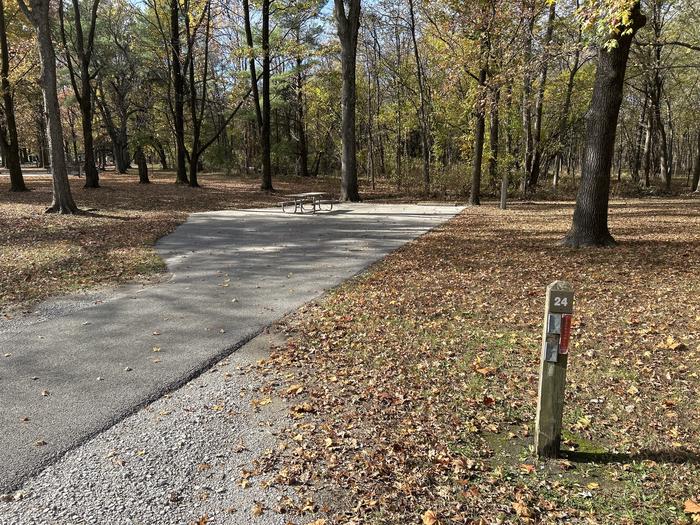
[559,314,572,354]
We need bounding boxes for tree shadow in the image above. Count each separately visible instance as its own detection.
[563,447,700,466]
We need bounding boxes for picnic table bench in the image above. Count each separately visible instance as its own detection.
[281,192,337,214]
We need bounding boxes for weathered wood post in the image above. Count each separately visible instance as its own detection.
[535,280,574,458]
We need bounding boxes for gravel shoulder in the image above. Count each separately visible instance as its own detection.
[0,329,322,525]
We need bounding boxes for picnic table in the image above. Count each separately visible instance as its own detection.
[282,192,336,214]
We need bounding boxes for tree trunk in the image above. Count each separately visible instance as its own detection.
[135,145,149,183]
[655,103,670,191]
[112,132,130,173]
[692,130,700,192]
[154,140,168,170]
[563,4,645,247]
[394,21,403,191]
[295,54,309,177]
[21,0,77,213]
[170,0,188,184]
[334,0,361,202]
[59,0,101,188]
[79,93,99,186]
[260,0,273,191]
[554,15,581,190]
[520,6,535,193]
[408,0,430,195]
[489,88,500,193]
[631,97,647,183]
[469,67,487,206]
[502,83,514,209]
[528,1,556,189]
[0,0,25,192]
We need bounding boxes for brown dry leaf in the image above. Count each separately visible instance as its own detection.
[422,510,439,525]
[512,501,533,518]
[252,501,265,517]
[286,384,304,395]
[519,463,536,474]
[685,499,700,514]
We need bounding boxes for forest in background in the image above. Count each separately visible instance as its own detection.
[0,0,698,194]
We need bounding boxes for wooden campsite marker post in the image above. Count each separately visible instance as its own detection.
[535,281,574,458]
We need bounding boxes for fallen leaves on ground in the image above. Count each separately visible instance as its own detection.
[263,199,700,524]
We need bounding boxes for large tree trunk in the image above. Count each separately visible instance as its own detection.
[469,67,487,206]
[21,0,77,213]
[334,0,361,202]
[563,4,645,247]
[170,0,188,184]
[59,0,101,188]
[408,0,430,195]
[0,0,25,192]
[260,0,272,191]
[394,21,403,191]
[520,5,535,193]
[112,128,130,173]
[135,145,149,184]
[79,91,99,186]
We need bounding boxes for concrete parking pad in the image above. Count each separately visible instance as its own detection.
[0,203,463,493]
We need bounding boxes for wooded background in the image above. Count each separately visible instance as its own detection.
[1,0,698,208]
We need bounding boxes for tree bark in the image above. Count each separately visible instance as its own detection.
[502,83,514,209]
[59,0,100,188]
[154,139,168,170]
[0,0,26,192]
[642,106,652,187]
[528,1,556,189]
[19,0,78,213]
[408,0,430,195]
[170,0,188,184]
[260,0,273,190]
[692,130,700,192]
[563,4,645,247]
[520,4,535,193]
[135,145,149,183]
[489,88,500,196]
[334,0,361,202]
[469,67,487,206]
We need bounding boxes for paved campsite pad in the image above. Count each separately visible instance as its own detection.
[0,203,463,495]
